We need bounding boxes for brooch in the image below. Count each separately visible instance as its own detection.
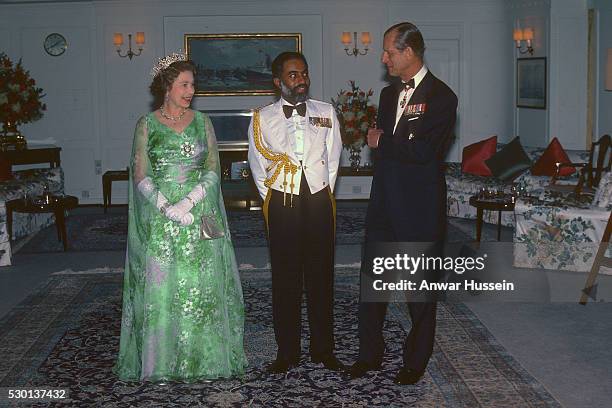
[180,141,195,157]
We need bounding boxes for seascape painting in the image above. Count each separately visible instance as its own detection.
[185,33,302,96]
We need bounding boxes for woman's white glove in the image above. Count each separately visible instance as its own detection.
[166,209,194,226]
[179,212,195,226]
[137,177,171,215]
[165,184,206,221]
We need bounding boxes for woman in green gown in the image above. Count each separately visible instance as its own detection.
[114,55,247,382]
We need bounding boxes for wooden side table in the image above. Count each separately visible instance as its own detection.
[468,194,515,242]
[6,195,79,251]
[102,169,128,212]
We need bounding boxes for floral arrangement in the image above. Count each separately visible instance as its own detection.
[331,80,377,149]
[0,52,46,126]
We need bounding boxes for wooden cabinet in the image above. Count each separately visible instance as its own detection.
[0,145,61,169]
[218,142,261,209]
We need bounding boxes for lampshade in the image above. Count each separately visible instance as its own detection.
[113,33,124,47]
[606,48,612,91]
[341,32,352,46]
[361,32,371,46]
[135,32,145,46]
[513,28,523,42]
[522,28,534,41]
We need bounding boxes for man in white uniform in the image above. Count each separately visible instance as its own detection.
[248,52,343,374]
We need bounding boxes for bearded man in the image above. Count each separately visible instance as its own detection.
[248,52,343,374]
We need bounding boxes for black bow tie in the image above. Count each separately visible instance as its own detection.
[283,103,306,119]
[402,78,415,89]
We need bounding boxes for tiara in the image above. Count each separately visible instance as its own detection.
[150,51,187,77]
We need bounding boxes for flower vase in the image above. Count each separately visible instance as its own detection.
[349,146,362,171]
[0,121,27,150]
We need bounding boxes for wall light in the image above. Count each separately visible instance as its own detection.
[513,27,534,55]
[342,31,371,57]
[114,32,145,59]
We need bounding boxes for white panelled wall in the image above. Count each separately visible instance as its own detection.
[0,0,604,204]
[594,0,612,139]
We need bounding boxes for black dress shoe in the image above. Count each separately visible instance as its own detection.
[394,367,424,385]
[311,355,346,371]
[266,358,298,374]
[347,360,381,379]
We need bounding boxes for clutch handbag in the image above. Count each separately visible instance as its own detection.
[200,207,225,240]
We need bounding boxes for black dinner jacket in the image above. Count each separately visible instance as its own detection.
[367,70,458,242]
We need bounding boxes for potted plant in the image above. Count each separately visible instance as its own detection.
[331,81,377,170]
[0,52,46,150]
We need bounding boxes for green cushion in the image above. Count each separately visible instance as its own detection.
[484,137,532,181]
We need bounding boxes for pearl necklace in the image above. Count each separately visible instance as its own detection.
[160,106,187,122]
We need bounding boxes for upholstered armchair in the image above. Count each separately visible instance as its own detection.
[513,171,611,272]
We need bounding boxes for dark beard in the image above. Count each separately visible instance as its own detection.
[280,82,309,104]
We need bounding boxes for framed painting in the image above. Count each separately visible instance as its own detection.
[516,57,546,109]
[185,33,302,96]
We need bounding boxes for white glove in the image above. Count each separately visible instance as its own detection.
[166,200,193,221]
[137,177,171,213]
[179,212,195,226]
[165,184,206,221]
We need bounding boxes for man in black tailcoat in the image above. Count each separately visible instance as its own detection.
[349,22,458,385]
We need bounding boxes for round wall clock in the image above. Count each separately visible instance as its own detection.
[44,33,67,56]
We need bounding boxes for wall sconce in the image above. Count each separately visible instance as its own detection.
[342,31,371,57]
[606,48,612,91]
[513,27,534,55]
[114,32,145,59]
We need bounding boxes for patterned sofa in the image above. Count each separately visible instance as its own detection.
[0,167,64,266]
[446,144,590,226]
[513,171,611,272]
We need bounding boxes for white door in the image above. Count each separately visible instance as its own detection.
[424,39,460,162]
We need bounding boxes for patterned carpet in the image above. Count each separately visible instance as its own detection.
[16,206,503,254]
[0,267,560,407]
[17,207,365,253]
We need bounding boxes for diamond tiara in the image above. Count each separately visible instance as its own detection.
[150,51,187,77]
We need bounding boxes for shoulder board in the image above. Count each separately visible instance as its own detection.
[252,102,274,113]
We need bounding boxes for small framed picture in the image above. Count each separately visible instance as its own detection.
[517,57,546,109]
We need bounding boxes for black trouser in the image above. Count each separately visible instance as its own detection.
[358,300,436,372]
[266,174,336,362]
[357,205,438,373]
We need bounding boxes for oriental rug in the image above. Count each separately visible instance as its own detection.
[0,267,559,407]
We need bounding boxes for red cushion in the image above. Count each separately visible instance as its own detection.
[0,159,12,182]
[531,137,575,176]
[461,135,497,176]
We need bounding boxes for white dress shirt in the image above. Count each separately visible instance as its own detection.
[282,98,306,161]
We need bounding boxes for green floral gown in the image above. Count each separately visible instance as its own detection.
[115,111,247,382]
